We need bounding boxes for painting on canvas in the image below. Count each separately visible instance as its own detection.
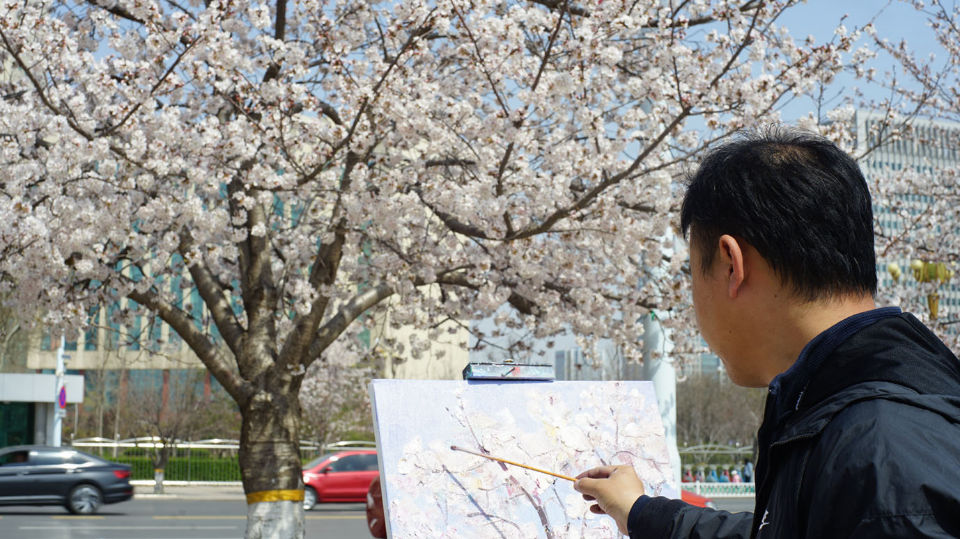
[370,379,676,538]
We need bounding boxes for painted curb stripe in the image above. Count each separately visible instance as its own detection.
[245,489,304,504]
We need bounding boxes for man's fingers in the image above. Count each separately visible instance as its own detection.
[576,465,618,480]
[573,477,590,494]
[574,476,604,496]
[589,504,606,515]
[574,464,642,535]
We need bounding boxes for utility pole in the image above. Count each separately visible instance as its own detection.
[52,335,67,447]
[642,311,682,489]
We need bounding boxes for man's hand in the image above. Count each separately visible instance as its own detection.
[574,465,645,535]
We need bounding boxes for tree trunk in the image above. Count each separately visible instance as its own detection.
[153,444,170,494]
[239,385,305,539]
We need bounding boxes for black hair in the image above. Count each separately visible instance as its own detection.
[680,127,877,301]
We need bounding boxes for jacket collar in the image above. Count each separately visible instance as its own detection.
[768,309,960,442]
[766,307,902,428]
[776,381,960,443]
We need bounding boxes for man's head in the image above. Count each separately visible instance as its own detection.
[681,127,877,300]
[681,127,878,386]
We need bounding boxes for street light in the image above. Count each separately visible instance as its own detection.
[888,260,954,319]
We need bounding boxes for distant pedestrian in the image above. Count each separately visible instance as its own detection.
[731,469,742,483]
[705,469,718,483]
[743,459,754,483]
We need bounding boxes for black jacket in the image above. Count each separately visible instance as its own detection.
[630,311,960,538]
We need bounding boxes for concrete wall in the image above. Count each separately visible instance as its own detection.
[0,373,84,446]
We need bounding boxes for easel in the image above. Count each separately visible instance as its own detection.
[461,360,555,381]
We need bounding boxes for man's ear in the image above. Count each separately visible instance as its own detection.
[717,235,745,299]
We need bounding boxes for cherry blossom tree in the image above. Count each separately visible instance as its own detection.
[0,0,855,536]
[852,0,960,346]
[299,351,374,446]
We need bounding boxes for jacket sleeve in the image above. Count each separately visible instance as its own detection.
[628,496,753,539]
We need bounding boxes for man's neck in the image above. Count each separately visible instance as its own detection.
[792,293,878,349]
[761,294,878,385]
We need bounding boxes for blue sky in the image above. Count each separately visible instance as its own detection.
[784,1,935,45]
[779,0,944,121]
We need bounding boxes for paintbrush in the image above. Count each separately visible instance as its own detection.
[450,445,577,482]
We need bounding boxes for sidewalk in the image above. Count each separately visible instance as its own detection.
[132,481,246,501]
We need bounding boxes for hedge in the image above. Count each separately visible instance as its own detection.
[109,456,242,482]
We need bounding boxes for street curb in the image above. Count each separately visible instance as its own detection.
[131,480,243,487]
[131,482,246,501]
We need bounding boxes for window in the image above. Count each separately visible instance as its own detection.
[31,451,69,466]
[84,305,99,351]
[329,454,368,472]
[359,453,380,471]
[70,453,95,465]
[0,451,29,466]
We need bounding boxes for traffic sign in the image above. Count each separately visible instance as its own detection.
[58,386,67,409]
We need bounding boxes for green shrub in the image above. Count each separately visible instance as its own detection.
[109,456,242,481]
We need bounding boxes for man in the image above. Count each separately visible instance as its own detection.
[574,128,960,538]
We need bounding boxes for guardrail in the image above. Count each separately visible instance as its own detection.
[72,437,375,453]
[683,482,756,497]
[70,437,378,482]
[72,437,324,452]
[70,437,328,482]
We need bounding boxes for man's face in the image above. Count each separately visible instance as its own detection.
[689,242,725,357]
[689,238,757,386]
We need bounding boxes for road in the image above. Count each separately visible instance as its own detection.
[0,493,754,538]
[0,499,371,539]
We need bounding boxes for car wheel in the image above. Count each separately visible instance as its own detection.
[303,487,317,511]
[67,484,103,514]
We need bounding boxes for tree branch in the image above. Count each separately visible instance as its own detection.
[99,37,200,137]
[528,0,761,28]
[411,183,495,239]
[262,0,288,83]
[179,233,245,358]
[276,217,347,368]
[297,14,435,187]
[505,1,765,242]
[85,0,146,25]
[307,283,396,363]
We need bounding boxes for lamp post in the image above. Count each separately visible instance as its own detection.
[642,311,682,490]
[53,335,67,447]
[888,260,954,319]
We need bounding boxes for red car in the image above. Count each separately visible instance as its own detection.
[302,450,379,509]
[681,489,717,508]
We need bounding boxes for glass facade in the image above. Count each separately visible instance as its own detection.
[0,402,34,447]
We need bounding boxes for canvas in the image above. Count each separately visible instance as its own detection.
[370,379,677,538]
